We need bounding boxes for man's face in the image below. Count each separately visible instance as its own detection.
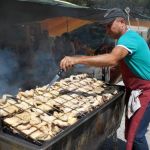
[105,19,123,39]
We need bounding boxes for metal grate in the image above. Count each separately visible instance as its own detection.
[0,74,119,146]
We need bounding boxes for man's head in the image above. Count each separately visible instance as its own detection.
[102,8,127,39]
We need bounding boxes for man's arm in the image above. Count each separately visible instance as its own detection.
[60,46,128,71]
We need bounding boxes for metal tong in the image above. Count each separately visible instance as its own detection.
[46,69,64,89]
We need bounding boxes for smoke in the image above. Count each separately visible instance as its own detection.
[32,46,58,86]
[0,24,62,96]
[31,31,58,86]
[0,35,59,96]
[0,48,21,96]
[0,22,107,96]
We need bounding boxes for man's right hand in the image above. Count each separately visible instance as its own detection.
[60,56,79,71]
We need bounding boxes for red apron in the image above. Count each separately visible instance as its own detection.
[119,60,150,150]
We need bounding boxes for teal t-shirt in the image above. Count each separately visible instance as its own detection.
[117,29,150,80]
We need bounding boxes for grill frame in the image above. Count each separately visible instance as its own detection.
[0,85,125,150]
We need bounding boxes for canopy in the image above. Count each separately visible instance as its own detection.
[0,0,149,28]
[0,0,106,25]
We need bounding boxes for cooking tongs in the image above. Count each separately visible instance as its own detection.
[46,69,64,89]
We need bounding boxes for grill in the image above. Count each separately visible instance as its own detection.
[0,74,125,150]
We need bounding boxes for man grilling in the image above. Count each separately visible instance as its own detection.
[60,8,150,150]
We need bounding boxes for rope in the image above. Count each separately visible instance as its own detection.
[124,7,131,28]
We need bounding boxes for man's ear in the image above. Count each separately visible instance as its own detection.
[122,18,126,24]
[120,18,126,24]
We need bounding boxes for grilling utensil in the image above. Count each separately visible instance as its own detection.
[46,69,64,88]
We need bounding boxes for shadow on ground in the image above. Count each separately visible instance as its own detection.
[97,137,126,150]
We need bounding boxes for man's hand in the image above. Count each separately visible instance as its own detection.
[60,56,79,71]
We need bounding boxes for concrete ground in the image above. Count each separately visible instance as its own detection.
[99,112,150,150]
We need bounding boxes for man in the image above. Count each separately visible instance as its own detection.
[60,8,150,150]
[147,28,150,48]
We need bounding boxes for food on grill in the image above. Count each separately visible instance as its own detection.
[0,102,10,109]
[0,109,8,117]
[15,101,30,109]
[30,130,49,140]
[53,97,67,104]
[54,119,69,127]
[0,98,7,105]
[30,116,41,125]
[36,103,52,111]
[4,117,22,126]
[29,108,43,116]
[1,73,119,143]
[0,96,17,108]
[40,114,56,123]
[91,95,103,107]
[16,112,31,123]
[102,93,113,101]
[62,107,72,113]
[22,127,37,135]
[3,105,19,114]
[17,124,31,130]
[43,93,53,98]
[35,121,47,128]
[17,89,34,98]
[68,117,78,125]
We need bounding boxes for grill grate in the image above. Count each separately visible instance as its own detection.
[0,74,120,146]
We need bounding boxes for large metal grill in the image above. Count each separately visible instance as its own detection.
[0,74,125,150]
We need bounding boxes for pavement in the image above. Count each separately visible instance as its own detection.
[99,111,150,150]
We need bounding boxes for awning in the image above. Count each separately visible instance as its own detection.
[0,0,106,25]
[0,0,149,28]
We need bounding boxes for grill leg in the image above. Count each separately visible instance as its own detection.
[112,131,118,150]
